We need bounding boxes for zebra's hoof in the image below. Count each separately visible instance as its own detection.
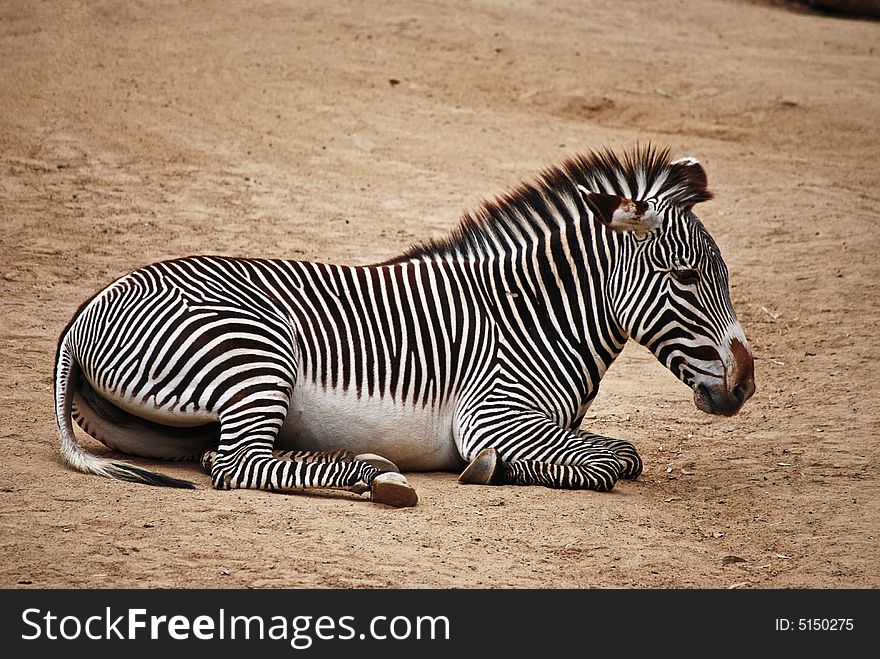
[459,447,501,485]
[349,480,371,495]
[354,453,400,473]
[370,472,418,508]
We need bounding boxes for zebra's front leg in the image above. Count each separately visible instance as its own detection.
[456,408,625,491]
[575,431,642,480]
[460,447,622,492]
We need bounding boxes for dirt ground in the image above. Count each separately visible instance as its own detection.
[1,0,877,589]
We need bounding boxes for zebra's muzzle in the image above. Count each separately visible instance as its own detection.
[693,381,751,416]
[692,338,755,416]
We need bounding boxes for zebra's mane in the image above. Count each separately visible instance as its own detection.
[387,144,712,263]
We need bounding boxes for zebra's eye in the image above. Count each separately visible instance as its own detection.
[671,268,700,285]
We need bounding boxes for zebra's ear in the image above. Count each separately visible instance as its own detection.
[669,157,713,205]
[577,186,661,235]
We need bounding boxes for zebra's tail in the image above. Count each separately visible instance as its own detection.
[54,335,195,489]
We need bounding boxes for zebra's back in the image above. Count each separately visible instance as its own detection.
[64,254,494,470]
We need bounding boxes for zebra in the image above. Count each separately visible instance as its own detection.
[53,145,755,507]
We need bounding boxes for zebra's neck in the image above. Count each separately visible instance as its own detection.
[474,213,628,390]
[383,176,630,405]
[375,214,626,416]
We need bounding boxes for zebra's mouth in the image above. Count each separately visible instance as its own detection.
[689,335,756,416]
[693,379,753,417]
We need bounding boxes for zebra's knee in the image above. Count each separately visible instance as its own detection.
[585,436,642,480]
[584,450,623,491]
[606,440,642,480]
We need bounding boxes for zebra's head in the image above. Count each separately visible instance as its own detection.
[579,156,755,416]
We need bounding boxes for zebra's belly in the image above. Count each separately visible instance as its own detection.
[276,380,464,472]
[82,374,219,428]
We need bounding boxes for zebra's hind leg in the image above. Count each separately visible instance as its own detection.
[200,448,356,475]
[460,447,622,492]
[270,451,411,504]
[205,410,416,506]
[272,449,401,473]
[201,448,400,478]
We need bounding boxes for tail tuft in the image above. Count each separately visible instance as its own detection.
[108,462,195,489]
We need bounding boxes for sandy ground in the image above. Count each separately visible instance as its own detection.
[1,0,878,589]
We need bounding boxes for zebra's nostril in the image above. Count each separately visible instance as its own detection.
[731,379,755,406]
[732,375,756,406]
[731,385,745,405]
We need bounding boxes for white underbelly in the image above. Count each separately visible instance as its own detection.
[85,375,217,427]
[277,380,464,471]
